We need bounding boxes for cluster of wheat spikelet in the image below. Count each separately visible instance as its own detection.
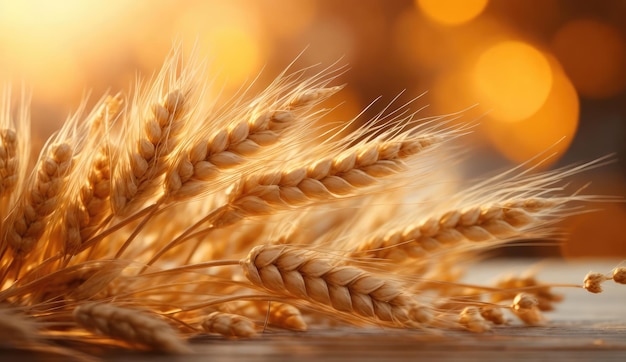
[0,49,623,358]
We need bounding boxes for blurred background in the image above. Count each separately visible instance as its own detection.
[0,0,624,257]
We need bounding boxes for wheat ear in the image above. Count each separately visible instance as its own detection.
[242,244,420,325]
[219,135,441,226]
[55,96,122,256]
[613,267,626,284]
[3,142,73,257]
[352,198,558,261]
[166,85,342,198]
[73,303,191,353]
[111,89,186,215]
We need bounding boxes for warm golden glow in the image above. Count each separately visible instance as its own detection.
[552,19,626,98]
[259,0,317,38]
[417,0,488,25]
[473,41,553,123]
[0,0,132,103]
[174,2,265,89]
[564,202,626,257]
[482,58,578,167]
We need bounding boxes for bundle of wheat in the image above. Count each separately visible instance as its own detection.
[0,48,622,359]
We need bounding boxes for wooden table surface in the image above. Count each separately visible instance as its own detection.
[4,259,626,362]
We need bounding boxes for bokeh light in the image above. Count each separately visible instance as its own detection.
[563,201,626,257]
[552,18,626,99]
[417,0,488,26]
[173,1,265,89]
[0,0,132,104]
[473,41,553,123]
[481,56,578,167]
[257,0,317,39]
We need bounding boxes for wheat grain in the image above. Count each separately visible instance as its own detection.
[74,303,191,353]
[242,244,420,325]
[201,311,257,338]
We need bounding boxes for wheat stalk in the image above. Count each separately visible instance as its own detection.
[165,85,343,198]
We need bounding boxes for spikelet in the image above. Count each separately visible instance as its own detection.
[510,293,545,325]
[583,272,610,294]
[267,302,308,331]
[480,306,506,325]
[612,267,626,284]
[201,311,257,338]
